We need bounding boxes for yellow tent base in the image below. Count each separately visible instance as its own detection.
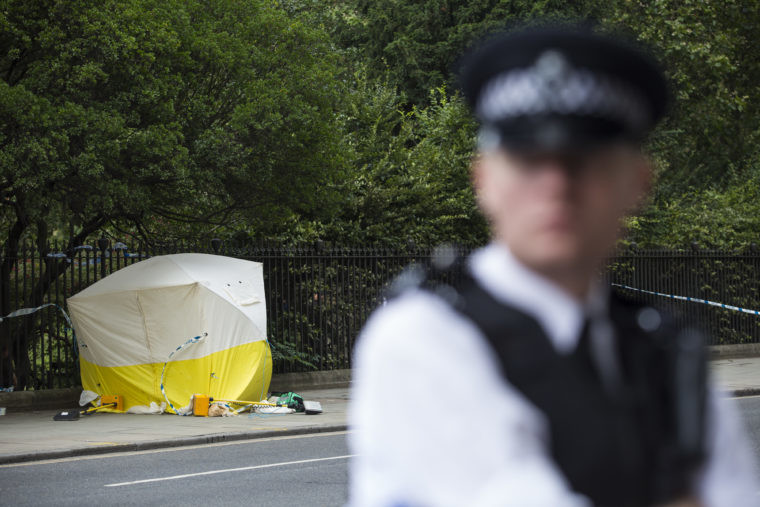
[80,340,272,412]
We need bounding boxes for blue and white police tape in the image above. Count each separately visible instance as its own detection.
[0,303,78,353]
[611,283,760,317]
[160,332,207,415]
[0,303,74,327]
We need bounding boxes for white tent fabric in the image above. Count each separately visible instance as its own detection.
[67,253,270,411]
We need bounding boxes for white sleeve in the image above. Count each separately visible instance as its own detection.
[696,389,760,506]
[348,292,590,507]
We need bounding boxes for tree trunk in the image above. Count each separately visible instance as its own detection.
[1,211,106,390]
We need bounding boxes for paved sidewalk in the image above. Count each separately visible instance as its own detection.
[1,359,760,466]
[0,387,349,465]
[711,356,760,396]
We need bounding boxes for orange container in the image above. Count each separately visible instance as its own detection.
[193,394,210,417]
[101,395,123,411]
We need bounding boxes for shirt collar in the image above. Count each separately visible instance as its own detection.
[468,243,608,354]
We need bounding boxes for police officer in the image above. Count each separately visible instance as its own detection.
[349,24,759,506]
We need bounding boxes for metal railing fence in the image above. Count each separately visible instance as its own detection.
[1,240,759,390]
[607,248,760,346]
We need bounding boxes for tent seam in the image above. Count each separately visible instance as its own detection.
[134,293,155,358]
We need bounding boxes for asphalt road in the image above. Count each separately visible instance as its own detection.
[3,398,760,506]
[0,431,352,506]
[736,395,760,461]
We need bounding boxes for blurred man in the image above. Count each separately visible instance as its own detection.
[349,25,758,506]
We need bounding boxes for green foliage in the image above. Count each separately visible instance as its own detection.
[627,177,760,249]
[321,80,488,245]
[5,0,757,252]
[607,1,760,248]
[1,0,190,230]
[0,0,346,244]
[348,0,607,105]
[330,0,760,248]
[607,0,760,198]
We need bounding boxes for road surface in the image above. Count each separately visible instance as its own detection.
[0,431,351,506]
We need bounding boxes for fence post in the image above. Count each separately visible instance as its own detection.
[97,237,109,280]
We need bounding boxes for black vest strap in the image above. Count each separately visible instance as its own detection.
[447,271,705,506]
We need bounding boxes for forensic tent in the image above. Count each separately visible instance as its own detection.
[67,253,271,412]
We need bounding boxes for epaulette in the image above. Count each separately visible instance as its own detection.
[385,244,468,306]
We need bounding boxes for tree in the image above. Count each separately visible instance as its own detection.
[0,0,345,386]
[599,0,760,248]
[348,0,608,105]
[607,0,760,198]
[333,0,760,248]
[625,179,760,250]
[319,76,487,246]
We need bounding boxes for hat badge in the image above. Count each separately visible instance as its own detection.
[534,50,570,87]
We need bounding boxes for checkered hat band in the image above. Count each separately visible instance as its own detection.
[476,66,651,132]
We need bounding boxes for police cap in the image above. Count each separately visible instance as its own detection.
[458,24,668,152]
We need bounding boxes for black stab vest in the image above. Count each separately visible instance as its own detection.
[433,270,706,506]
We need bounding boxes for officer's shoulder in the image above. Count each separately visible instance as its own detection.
[372,283,457,327]
[358,285,473,361]
[386,245,468,303]
[363,249,471,338]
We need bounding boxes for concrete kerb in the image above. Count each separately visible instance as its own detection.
[730,388,760,398]
[0,424,348,466]
[709,344,760,360]
[0,387,80,411]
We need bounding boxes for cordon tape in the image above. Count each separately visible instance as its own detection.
[0,303,78,353]
[611,283,760,317]
[160,333,207,415]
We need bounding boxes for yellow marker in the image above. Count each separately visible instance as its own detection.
[214,398,278,407]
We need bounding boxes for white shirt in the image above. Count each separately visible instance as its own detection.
[349,243,759,506]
